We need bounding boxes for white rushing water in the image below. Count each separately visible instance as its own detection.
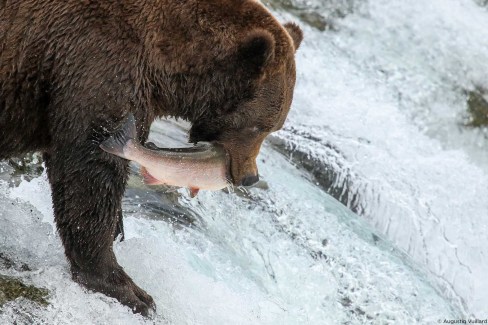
[0,149,457,324]
[1,0,488,323]
[276,0,488,317]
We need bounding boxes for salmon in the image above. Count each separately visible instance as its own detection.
[100,114,229,197]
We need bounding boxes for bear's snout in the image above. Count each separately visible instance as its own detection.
[219,133,266,187]
[241,174,260,187]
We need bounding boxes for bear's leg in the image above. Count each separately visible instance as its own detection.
[43,146,154,315]
[114,209,125,242]
[0,125,49,160]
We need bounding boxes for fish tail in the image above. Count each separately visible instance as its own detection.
[99,114,137,158]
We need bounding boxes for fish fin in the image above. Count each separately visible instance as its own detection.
[99,114,137,158]
[140,166,163,185]
[189,188,200,198]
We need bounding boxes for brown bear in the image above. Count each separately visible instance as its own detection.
[0,0,302,316]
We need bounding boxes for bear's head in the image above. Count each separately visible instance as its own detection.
[188,21,302,186]
[147,0,303,186]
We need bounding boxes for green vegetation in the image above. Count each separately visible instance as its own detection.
[465,88,488,127]
[0,275,49,307]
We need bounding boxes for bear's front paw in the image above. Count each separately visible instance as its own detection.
[72,266,156,317]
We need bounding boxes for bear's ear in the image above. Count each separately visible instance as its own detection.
[237,30,275,76]
[284,22,303,51]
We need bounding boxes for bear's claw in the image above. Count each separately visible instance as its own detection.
[73,266,156,317]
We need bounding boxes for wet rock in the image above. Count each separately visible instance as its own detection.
[7,153,44,180]
[338,295,375,321]
[310,250,328,260]
[371,233,381,244]
[465,87,488,127]
[296,12,330,31]
[475,0,488,7]
[0,253,31,272]
[263,0,366,31]
[264,0,331,31]
[267,130,364,215]
[340,296,352,307]
[0,276,48,307]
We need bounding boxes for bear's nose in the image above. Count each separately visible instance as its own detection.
[241,174,259,187]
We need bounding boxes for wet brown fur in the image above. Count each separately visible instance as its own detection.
[0,0,302,315]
